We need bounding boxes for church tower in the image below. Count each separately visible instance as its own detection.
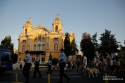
[52,14,63,33]
[23,18,33,35]
[18,18,34,53]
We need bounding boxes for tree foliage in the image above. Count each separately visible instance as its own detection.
[91,32,99,51]
[0,35,14,54]
[64,32,78,57]
[70,39,78,55]
[99,29,119,53]
[80,32,96,60]
[0,36,18,63]
[64,32,71,57]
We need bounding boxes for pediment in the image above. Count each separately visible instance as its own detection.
[28,28,50,36]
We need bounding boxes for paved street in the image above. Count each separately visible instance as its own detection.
[0,70,124,83]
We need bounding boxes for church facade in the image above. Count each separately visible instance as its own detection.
[18,15,75,63]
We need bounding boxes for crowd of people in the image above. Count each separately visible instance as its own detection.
[22,49,70,83]
[21,49,124,83]
[68,51,125,76]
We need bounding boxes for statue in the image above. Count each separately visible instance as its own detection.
[28,17,32,24]
[70,30,73,36]
[38,23,42,27]
[56,14,60,19]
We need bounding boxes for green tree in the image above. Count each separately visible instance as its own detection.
[0,36,14,54]
[64,32,71,57]
[91,32,99,51]
[70,39,78,55]
[80,32,96,60]
[0,36,18,63]
[99,29,119,53]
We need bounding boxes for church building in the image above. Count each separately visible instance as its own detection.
[18,15,75,63]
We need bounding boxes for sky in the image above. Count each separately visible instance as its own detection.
[0,0,125,50]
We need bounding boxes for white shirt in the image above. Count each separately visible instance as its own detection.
[83,56,87,65]
[48,60,52,65]
[64,63,68,70]
[35,56,40,64]
[25,53,31,63]
[94,57,96,64]
[103,58,107,65]
[60,52,66,63]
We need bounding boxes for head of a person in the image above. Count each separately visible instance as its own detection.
[60,48,64,53]
[36,54,39,57]
[105,50,110,56]
[25,50,29,54]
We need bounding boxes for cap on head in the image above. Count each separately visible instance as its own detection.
[60,48,64,51]
[25,50,29,53]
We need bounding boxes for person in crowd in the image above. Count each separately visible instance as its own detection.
[22,50,32,83]
[120,58,124,70]
[64,62,68,72]
[105,51,112,76]
[32,55,42,78]
[46,58,52,73]
[83,55,87,76]
[123,58,125,70]
[56,62,59,70]
[87,60,91,68]
[20,62,22,70]
[112,57,117,72]
[95,56,100,71]
[93,56,96,66]
[71,61,75,71]
[57,48,70,83]
[102,57,107,71]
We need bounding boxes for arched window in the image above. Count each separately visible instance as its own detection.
[41,56,45,62]
[38,44,41,50]
[22,45,26,52]
[55,26,58,32]
[42,44,45,50]
[34,37,37,42]
[41,37,44,42]
[54,43,58,50]
[22,40,26,44]
[34,44,36,51]
[25,29,27,34]
[32,55,35,62]
[38,36,41,41]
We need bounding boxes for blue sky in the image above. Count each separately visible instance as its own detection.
[0,0,125,50]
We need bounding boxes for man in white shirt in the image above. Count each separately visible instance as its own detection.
[57,49,70,83]
[83,55,87,76]
[22,50,31,83]
[32,55,42,78]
